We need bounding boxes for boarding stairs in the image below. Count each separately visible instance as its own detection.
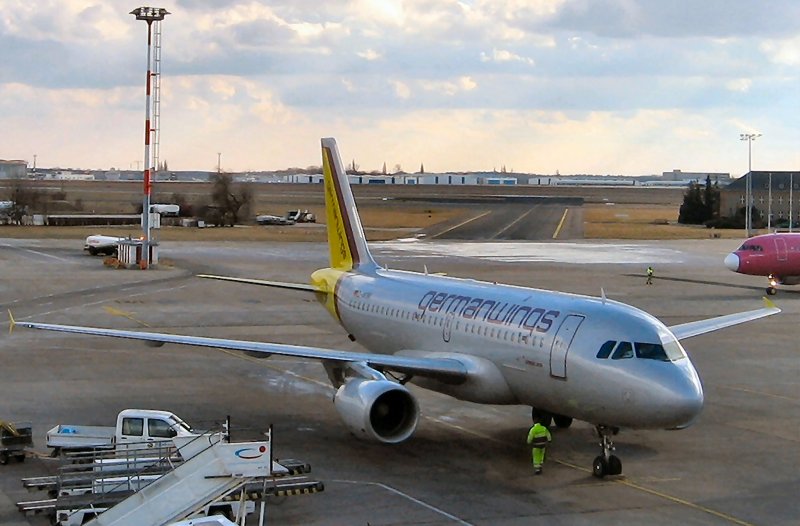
[80,430,270,526]
[18,425,323,526]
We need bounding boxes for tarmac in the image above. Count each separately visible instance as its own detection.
[0,236,798,525]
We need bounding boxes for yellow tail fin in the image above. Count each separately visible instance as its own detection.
[321,138,377,271]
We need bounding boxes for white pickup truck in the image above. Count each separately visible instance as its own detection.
[46,409,196,455]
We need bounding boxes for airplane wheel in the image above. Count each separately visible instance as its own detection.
[592,456,607,478]
[766,287,777,295]
[608,455,622,475]
[553,415,573,428]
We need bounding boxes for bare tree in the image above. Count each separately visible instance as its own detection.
[208,173,253,226]
[2,178,42,224]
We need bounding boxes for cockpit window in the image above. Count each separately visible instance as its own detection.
[596,340,616,359]
[661,340,686,361]
[611,341,633,360]
[634,342,670,361]
[597,339,687,362]
[738,243,763,252]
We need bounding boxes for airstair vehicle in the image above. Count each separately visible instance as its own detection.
[18,425,322,526]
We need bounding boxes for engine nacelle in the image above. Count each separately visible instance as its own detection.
[334,378,419,444]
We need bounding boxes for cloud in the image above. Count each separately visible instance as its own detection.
[357,49,382,61]
[480,48,535,66]
[391,80,411,99]
[726,78,752,93]
[419,76,477,96]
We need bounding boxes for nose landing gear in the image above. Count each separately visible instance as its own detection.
[592,425,622,478]
[766,275,778,296]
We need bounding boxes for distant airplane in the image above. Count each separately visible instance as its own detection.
[724,232,800,294]
[14,138,780,478]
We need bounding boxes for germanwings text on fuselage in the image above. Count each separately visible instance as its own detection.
[416,289,560,333]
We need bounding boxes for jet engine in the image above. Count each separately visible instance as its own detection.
[333,378,419,444]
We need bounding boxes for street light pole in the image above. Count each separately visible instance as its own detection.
[740,133,762,237]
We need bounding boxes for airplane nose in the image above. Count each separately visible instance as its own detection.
[669,384,704,429]
[724,253,740,272]
[667,363,704,429]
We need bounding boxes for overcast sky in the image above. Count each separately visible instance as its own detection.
[3,0,800,175]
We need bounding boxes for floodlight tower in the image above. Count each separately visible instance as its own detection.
[740,132,761,238]
[131,6,169,269]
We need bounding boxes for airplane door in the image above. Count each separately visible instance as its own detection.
[549,315,584,379]
[775,237,788,262]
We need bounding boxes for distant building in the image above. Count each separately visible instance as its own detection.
[661,169,730,184]
[0,160,27,179]
[721,171,800,224]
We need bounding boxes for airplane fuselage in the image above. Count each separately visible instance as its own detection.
[725,233,800,286]
[333,267,704,430]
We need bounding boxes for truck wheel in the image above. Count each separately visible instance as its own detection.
[16,453,25,463]
[0,452,8,465]
[88,248,98,256]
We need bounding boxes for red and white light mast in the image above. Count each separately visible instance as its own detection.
[131,6,169,269]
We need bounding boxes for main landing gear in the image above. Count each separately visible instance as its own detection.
[592,425,622,478]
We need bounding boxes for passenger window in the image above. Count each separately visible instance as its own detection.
[148,419,177,439]
[121,417,144,437]
[611,341,633,360]
[596,340,616,359]
[634,342,670,361]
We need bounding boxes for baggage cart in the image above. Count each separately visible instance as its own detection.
[1,421,33,464]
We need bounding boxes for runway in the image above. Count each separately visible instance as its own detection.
[0,237,798,525]
[422,202,585,241]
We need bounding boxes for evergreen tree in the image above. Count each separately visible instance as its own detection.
[678,178,721,225]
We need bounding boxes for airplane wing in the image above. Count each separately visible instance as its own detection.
[668,298,780,340]
[197,274,320,293]
[11,317,468,381]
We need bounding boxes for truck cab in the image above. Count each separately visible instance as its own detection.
[115,409,195,449]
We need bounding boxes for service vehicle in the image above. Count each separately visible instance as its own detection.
[54,497,254,526]
[46,409,196,456]
[255,214,294,226]
[1,421,32,465]
[286,209,316,223]
[83,235,123,256]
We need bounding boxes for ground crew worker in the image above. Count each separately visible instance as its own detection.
[526,418,552,474]
[646,266,654,285]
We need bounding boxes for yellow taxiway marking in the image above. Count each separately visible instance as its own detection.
[552,208,569,239]
[431,211,492,239]
[103,306,152,327]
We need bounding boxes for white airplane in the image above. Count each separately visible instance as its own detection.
[14,138,780,478]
